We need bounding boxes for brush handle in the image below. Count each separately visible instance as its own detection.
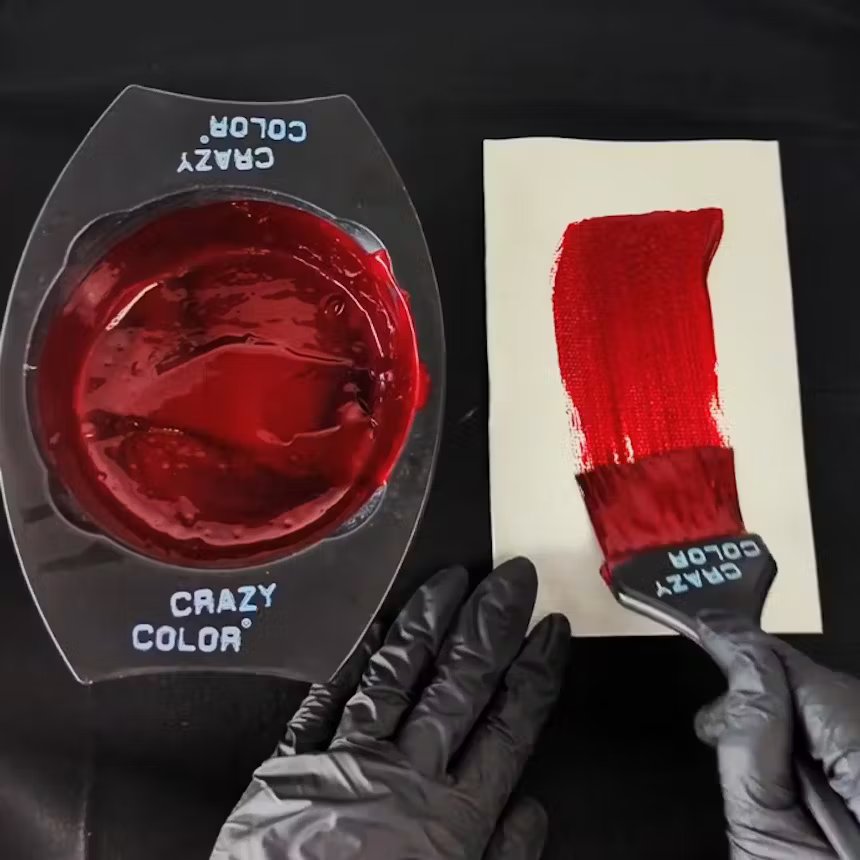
[609,536,860,858]
[609,533,777,637]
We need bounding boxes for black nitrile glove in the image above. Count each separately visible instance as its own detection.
[696,614,860,859]
[210,558,570,860]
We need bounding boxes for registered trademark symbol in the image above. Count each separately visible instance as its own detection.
[241,618,252,629]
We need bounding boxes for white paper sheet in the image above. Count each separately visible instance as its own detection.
[484,138,821,635]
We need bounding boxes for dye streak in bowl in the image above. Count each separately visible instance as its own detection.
[35,199,422,567]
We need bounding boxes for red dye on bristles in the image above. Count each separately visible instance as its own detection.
[578,447,743,574]
[551,208,744,572]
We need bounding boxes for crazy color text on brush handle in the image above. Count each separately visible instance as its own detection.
[668,540,761,569]
[655,539,762,599]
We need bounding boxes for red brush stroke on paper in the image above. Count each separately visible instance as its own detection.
[551,208,744,566]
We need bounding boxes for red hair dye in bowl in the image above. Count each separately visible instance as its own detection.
[35,199,422,567]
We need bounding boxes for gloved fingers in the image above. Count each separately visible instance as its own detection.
[332,566,469,743]
[276,623,382,756]
[695,693,728,747]
[697,613,796,797]
[453,614,570,816]
[697,614,833,856]
[483,797,548,860]
[397,557,538,779]
[777,644,860,821]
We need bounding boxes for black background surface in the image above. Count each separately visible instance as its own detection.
[2,1,860,857]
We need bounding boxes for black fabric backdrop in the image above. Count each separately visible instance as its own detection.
[2,1,860,857]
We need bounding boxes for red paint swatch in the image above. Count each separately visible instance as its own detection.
[551,208,744,567]
[37,199,422,566]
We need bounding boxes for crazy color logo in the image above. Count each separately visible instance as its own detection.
[132,584,277,654]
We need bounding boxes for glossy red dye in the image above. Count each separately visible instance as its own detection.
[578,447,744,571]
[36,199,422,566]
[551,208,744,570]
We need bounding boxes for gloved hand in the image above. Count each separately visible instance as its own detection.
[695,613,860,859]
[211,558,570,860]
